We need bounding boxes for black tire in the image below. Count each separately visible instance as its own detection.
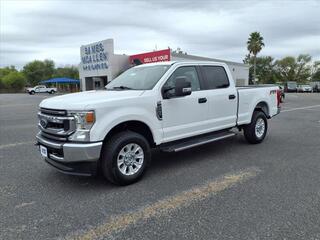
[50,90,55,94]
[30,91,35,95]
[101,131,151,185]
[243,111,268,144]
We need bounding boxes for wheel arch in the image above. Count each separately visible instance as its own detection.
[103,120,156,148]
[254,101,270,118]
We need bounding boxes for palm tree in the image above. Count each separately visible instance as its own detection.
[247,32,265,84]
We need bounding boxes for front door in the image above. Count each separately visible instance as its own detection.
[161,66,208,142]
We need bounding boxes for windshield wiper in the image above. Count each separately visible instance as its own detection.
[110,86,133,90]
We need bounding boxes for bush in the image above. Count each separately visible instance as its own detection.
[0,78,4,89]
[2,72,26,90]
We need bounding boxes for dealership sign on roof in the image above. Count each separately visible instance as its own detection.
[129,49,170,65]
[80,40,113,72]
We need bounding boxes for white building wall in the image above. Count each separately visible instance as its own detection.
[227,64,250,86]
[110,54,130,79]
[79,41,249,90]
[79,39,130,91]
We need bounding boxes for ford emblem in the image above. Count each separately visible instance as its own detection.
[40,119,48,128]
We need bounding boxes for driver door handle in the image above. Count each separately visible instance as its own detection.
[198,97,207,103]
[229,94,236,100]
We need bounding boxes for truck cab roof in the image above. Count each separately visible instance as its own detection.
[134,61,229,68]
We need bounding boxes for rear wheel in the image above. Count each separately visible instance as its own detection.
[101,131,150,185]
[243,111,268,144]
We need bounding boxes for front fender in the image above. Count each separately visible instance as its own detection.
[90,106,162,144]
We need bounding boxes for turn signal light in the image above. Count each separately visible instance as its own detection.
[86,112,95,123]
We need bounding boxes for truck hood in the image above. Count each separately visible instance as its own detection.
[39,90,145,110]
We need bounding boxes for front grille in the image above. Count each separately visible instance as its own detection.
[40,108,67,116]
[47,146,64,158]
[47,122,64,129]
[38,108,75,142]
[40,131,68,142]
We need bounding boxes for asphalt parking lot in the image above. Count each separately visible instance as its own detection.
[0,93,320,240]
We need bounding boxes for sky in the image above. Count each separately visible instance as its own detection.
[1,0,320,68]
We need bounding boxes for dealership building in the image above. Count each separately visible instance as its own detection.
[79,39,249,91]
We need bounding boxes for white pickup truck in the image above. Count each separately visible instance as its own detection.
[36,61,280,185]
[27,85,57,95]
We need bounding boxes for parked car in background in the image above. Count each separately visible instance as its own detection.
[285,81,297,92]
[297,85,313,93]
[310,82,320,92]
[27,85,57,95]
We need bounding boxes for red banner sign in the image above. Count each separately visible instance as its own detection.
[129,49,171,65]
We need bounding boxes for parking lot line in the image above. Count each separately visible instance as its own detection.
[69,167,261,240]
[0,141,34,150]
[281,104,320,112]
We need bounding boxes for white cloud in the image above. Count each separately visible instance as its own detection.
[0,0,319,68]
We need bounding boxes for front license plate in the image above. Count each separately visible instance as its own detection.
[40,145,48,158]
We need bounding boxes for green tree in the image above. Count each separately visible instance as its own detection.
[295,54,312,83]
[247,32,265,84]
[274,54,312,83]
[0,66,18,89]
[274,56,297,83]
[312,70,320,81]
[311,61,320,81]
[2,71,26,90]
[22,59,55,86]
[244,56,276,84]
[53,66,79,79]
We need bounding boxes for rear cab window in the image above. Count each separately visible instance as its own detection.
[200,66,230,90]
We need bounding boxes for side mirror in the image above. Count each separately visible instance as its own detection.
[174,76,192,97]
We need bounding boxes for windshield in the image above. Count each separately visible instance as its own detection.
[106,65,170,90]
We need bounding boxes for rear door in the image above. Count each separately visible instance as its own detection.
[200,65,237,131]
[40,86,47,93]
[161,66,209,142]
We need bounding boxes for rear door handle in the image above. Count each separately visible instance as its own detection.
[229,94,236,100]
[198,97,207,103]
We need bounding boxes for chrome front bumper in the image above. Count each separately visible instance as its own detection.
[36,133,102,163]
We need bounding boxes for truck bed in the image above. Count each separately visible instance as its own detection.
[236,84,278,90]
[236,85,279,125]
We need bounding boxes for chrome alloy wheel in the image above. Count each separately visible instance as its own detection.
[255,118,265,138]
[117,143,144,176]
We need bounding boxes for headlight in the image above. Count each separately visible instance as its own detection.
[68,111,95,142]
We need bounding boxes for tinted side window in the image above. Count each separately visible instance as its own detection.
[163,66,201,96]
[201,66,229,89]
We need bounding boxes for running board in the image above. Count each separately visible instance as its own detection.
[161,131,236,152]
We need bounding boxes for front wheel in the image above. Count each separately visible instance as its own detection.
[101,131,151,185]
[243,111,268,144]
[50,90,55,94]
